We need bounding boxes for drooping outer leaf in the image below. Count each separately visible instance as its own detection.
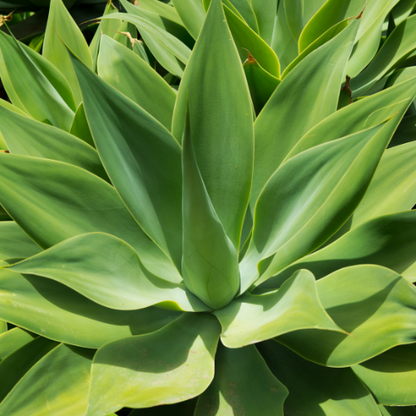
[0,344,94,416]
[241,119,397,291]
[182,114,239,310]
[278,265,416,367]
[43,0,93,104]
[351,141,416,228]
[0,31,75,130]
[0,328,36,362]
[353,344,416,406]
[87,313,220,415]
[286,75,416,160]
[251,18,359,207]
[0,154,182,284]
[258,340,382,416]
[0,222,41,261]
[215,269,342,348]
[173,0,254,250]
[71,53,183,270]
[97,35,177,131]
[0,269,181,348]
[0,104,107,180]
[6,233,209,312]
[262,211,416,288]
[194,344,288,416]
[0,337,57,403]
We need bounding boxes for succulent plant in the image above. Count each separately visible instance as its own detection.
[0,0,416,415]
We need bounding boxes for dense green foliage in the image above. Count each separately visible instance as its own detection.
[0,0,416,415]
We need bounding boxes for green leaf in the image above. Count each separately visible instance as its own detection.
[278,265,416,366]
[261,211,416,289]
[72,54,183,270]
[129,399,197,416]
[380,405,416,415]
[172,0,205,40]
[392,0,416,25]
[351,141,416,228]
[87,313,220,415]
[0,269,181,348]
[69,102,95,147]
[43,0,93,104]
[243,53,280,114]
[224,4,280,77]
[0,337,57,403]
[351,13,416,96]
[0,222,41,261]
[391,114,416,147]
[0,154,181,283]
[0,104,107,180]
[98,35,177,131]
[6,233,209,312]
[242,120,396,291]
[182,112,239,310]
[259,340,382,416]
[223,0,259,33]
[0,344,94,416]
[252,19,359,207]
[353,344,416,406]
[0,321,6,335]
[215,269,342,348]
[173,0,254,250]
[0,328,36,362]
[249,0,278,45]
[286,75,416,160]
[0,31,75,130]
[194,344,288,416]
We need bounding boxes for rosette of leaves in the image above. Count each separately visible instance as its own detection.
[1,0,416,415]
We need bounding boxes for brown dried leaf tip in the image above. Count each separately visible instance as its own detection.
[357,0,368,19]
[0,150,10,153]
[0,11,14,28]
[341,75,354,104]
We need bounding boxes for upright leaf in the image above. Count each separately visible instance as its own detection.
[72,54,183,269]
[172,0,205,40]
[249,0,278,45]
[182,116,240,310]
[252,19,359,207]
[173,0,254,250]
[43,0,93,104]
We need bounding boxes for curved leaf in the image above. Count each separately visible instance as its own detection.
[0,104,107,180]
[43,0,93,104]
[215,269,342,348]
[249,0,278,45]
[0,328,36,362]
[252,19,359,207]
[0,154,181,284]
[72,54,183,269]
[173,0,254,250]
[242,120,396,291]
[172,0,205,40]
[380,405,416,416]
[182,116,239,310]
[259,340,382,416]
[353,344,416,406]
[194,344,288,416]
[98,35,176,131]
[0,269,181,348]
[69,102,95,147]
[278,265,416,367]
[6,233,209,312]
[88,313,220,415]
[0,344,94,416]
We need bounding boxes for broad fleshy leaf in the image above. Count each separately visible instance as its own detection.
[87,313,220,415]
[98,35,176,131]
[259,340,382,416]
[43,0,93,104]
[353,344,416,406]
[72,53,183,269]
[0,154,182,284]
[194,344,288,416]
[6,233,209,312]
[251,18,359,206]
[0,269,181,348]
[261,211,416,288]
[0,328,36,362]
[215,270,342,348]
[172,0,205,39]
[278,265,416,366]
[0,344,94,416]
[173,0,254,250]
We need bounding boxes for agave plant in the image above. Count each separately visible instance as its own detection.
[1,0,416,415]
